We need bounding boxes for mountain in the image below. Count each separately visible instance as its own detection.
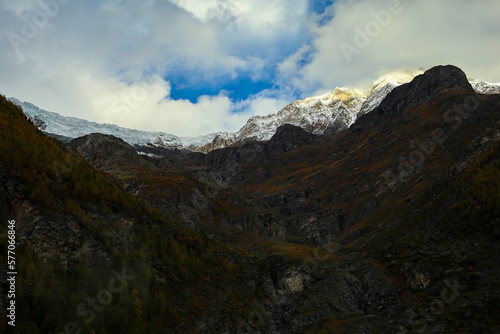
[180,65,500,332]
[0,94,284,333]
[357,70,424,118]
[2,65,500,333]
[10,70,500,153]
[7,97,216,150]
[191,70,500,151]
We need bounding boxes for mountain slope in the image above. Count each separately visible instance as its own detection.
[188,65,500,332]
[77,65,500,332]
[69,132,294,240]
[0,95,280,333]
[178,65,498,242]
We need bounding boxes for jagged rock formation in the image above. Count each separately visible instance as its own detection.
[195,132,237,153]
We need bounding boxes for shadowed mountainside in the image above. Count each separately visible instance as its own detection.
[1,65,499,333]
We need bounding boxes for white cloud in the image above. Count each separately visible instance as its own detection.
[278,0,500,95]
[168,0,308,28]
[166,0,218,22]
[234,89,293,118]
[0,0,298,136]
[0,0,39,16]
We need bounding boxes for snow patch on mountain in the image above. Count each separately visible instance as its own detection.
[234,87,368,142]
[8,97,215,150]
[358,70,424,118]
[469,79,500,94]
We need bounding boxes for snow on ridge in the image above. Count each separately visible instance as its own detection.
[370,70,424,93]
[237,73,500,144]
[137,151,162,158]
[468,78,500,95]
[8,71,499,153]
[8,97,203,149]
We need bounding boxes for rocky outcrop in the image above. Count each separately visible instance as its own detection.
[266,124,316,153]
[400,262,432,290]
[372,65,474,120]
[70,133,156,175]
[194,133,236,152]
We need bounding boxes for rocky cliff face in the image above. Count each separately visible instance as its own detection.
[69,133,157,176]
[195,133,237,153]
[146,65,500,331]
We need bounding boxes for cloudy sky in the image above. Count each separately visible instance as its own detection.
[1,0,499,137]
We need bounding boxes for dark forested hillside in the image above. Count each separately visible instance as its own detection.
[0,95,273,333]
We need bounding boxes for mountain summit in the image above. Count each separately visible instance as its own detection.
[373,65,474,119]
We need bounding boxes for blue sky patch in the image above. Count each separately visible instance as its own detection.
[169,76,275,103]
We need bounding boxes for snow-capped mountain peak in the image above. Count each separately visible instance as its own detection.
[230,86,369,144]
[369,70,424,94]
[9,69,500,153]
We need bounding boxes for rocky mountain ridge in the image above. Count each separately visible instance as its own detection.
[10,70,500,153]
